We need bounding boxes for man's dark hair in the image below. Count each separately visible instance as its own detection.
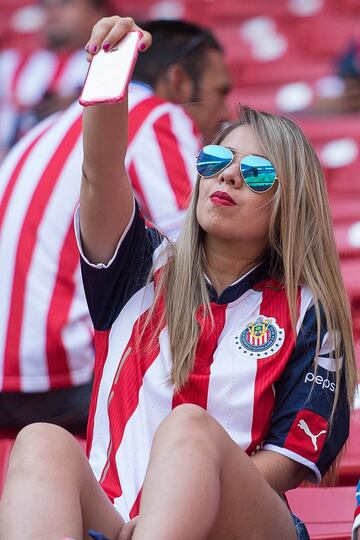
[133,19,223,96]
[89,0,112,10]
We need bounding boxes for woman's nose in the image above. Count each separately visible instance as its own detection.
[218,162,242,187]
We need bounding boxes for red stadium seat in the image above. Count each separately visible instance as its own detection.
[228,86,279,114]
[334,223,360,259]
[293,15,358,59]
[287,485,355,539]
[297,115,360,146]
[204,0,291,25]
[340,259,360,300]
[339,406,360,486]
[327,168,360,198]
[236,57,331,88]
[0,438,15,495]
[330,199,360,224]
[342,0,360,13]
[293,117,360,199]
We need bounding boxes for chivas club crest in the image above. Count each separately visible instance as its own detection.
[235,316,285,358]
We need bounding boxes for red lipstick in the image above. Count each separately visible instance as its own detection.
[210,191,236,206]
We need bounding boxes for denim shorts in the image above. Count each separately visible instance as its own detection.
[291,513,310,540]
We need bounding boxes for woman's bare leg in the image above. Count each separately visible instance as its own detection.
[132,404,297,540]
[0,423,124,540]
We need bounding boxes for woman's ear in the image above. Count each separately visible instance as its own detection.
[157,64,194,104]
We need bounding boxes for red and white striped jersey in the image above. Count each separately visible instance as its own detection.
[0,47,87,151]
[76,203,349,522]
[0,82,200,392]
[125,82,200,238]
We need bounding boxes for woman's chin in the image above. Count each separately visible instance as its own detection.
[201,221,237,240]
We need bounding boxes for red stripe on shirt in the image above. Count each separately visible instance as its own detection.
[0,123,53,233]
[86,329,110,457]
[2,115,82,391]
[10,53,30,107]
[127,96,169,220]
[48,52,71,93]
[100,295,166,502]
[128,96,166,144]
[247,281,298,454]
[172,303,227,409]
[45,217,81,388]
[153,113,193,210]
[129,487,142,519]
[128,161,150,218]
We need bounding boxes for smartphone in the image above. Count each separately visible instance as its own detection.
[79,31,141,106]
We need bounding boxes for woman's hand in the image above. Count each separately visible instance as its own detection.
[84,16,152,62]
[117,516,139,540]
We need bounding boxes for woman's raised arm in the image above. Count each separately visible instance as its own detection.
[80,17,151,264]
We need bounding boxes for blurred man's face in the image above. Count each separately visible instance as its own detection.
[183,49,232,142]
[40,0,102,50]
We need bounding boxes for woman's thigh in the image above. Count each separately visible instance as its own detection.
[152,405,298,540]
[78,445,125,540]
[194,412,297,540]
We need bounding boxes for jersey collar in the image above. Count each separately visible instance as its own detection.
[206,260,269,304]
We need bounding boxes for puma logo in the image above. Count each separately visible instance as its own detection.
[298,419,326,451]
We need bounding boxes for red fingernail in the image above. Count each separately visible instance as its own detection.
[139,42,146,51]
[90,44,97,53]
[103,42,110,51]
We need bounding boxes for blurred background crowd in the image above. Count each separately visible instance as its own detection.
[1,0,360,537]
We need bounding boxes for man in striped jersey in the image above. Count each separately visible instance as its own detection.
[0,0,108,158]
[0,19,231,428]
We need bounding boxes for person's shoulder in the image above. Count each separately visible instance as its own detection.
[6,100,81,155]
[0,100,82,190]
[129,82,196,124]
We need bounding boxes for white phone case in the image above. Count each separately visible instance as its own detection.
[79,31,141,106]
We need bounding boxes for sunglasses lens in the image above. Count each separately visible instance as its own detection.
[241,155,276,192]
[196,145,233,177]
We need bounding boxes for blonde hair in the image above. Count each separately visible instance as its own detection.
[140,106,357,416]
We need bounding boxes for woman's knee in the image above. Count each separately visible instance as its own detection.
[153,404,221,455]
[8,422,80,474]
[161,404,212,431]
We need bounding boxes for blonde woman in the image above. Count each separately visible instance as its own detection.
[0,16,356,540]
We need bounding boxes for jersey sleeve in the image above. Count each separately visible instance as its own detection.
[74,200,163,331]
[263,304,349,483]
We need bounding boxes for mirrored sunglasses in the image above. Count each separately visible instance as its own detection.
[196,144,277,193]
